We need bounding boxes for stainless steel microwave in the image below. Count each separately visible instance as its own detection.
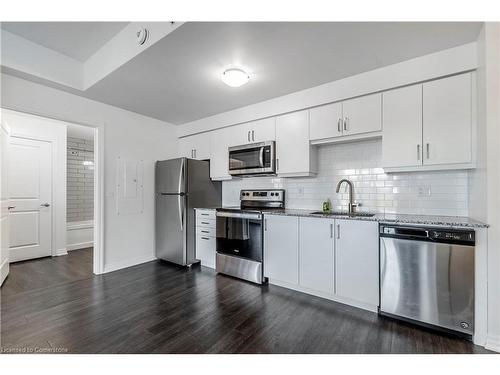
[228,141,276,176]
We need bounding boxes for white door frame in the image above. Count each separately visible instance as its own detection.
[1,107,105,275]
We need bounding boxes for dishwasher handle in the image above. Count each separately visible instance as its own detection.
[380,225,475,246]
[380,226,429,239]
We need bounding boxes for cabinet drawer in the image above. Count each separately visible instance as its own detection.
[196,226,216,237]
[196,234,216,269]
[196,209,216,220]
[196,217,216,228]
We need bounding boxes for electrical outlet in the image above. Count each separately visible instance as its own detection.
[417,186,431,197]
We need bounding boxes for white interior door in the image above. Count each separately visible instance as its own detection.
[9,137,52,262]
[1,121,11,285]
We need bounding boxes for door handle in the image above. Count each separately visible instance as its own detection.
[330,223,333,238]
[252,130,255,141]
[247,131,251,142]
[276,158,279,172]
[426,143,430,159]
[343,117,348,131]
[337,118,342,133]
[417,144,421,161]
[337,224,340,239]
[8,206,16,210]
[41,203,50,207]
[264,218,267,231]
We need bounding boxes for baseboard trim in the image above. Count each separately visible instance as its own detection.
[268,278,378,313]
[55,248,68,257]
[104,254,157,274]
[485,334,500,353]
[67,241,94,251]
[0,257,9,286]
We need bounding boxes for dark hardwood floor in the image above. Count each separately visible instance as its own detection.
[0,249,492,354]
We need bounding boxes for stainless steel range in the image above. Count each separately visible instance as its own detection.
[215,189,285,284]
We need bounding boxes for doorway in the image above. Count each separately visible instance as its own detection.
[66,124,95,265]
[0,108,103,288]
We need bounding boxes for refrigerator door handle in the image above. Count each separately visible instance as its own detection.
[178,194,184,231]
[178,158,185,194]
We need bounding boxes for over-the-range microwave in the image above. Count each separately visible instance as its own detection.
[228,141,276,177]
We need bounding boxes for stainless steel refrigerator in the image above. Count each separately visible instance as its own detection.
[155,158,221,265]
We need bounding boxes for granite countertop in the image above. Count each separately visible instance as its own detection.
[195,207,488,228]
[264,209,489,229]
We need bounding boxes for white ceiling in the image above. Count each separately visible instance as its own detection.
[1,22,128,61]
[1,22,483,124]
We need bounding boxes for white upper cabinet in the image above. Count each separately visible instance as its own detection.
[342,93,382,136]
[309,102,343,141]
[382,73,473,172]
[309,93,381,143]
[209,127,233,180]
[299,217,335,294]
[423,73,472,166]
[335,219,379,307]
[275,110,316,177]
[264,215,299,285]
[239,117,276,144]
[382,84,423,168]
[178,132,210,160]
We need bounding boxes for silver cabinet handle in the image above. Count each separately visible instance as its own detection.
[264,218,267,231]
[201,237,210,240]
[252,130,255,142]
[343,117,348,131]
[41,203,50,207]
[200,213,209,216]
[426,143,430,159]
[337,118,342,133]
[330,223,333,238]
[276,158,279,172]
[201,230,209,233]
[417,144,421,160]
[8,206,15,210]
[247,131,251,142]
[337,224,340,239]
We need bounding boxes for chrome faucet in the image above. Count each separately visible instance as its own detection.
[336,179,358,214]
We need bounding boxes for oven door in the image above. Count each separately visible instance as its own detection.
[216,211,263,261]
[228,141,275,176]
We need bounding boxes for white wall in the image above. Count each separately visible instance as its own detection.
[2,109,67,256]
[1,73,178,272]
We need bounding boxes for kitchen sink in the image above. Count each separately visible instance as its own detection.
[310,211,375,217]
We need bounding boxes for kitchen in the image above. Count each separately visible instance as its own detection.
[166,69,486,340]
[1,11,500,371]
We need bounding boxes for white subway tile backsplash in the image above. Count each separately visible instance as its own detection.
[222,139,469,216]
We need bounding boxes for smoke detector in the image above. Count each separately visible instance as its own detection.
[136,28,150,45]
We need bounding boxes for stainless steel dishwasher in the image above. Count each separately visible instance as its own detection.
[379,224,475,337]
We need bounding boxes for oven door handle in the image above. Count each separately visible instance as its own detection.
[216,211,262,220]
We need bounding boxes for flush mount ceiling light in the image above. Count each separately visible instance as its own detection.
[221,68,250,87]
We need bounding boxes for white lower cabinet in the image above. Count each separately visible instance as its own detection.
[299,217,335,294]
[195,209,216,269]
[335,219,379,306]
[263,215,299,285]
[264,214,379,312]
